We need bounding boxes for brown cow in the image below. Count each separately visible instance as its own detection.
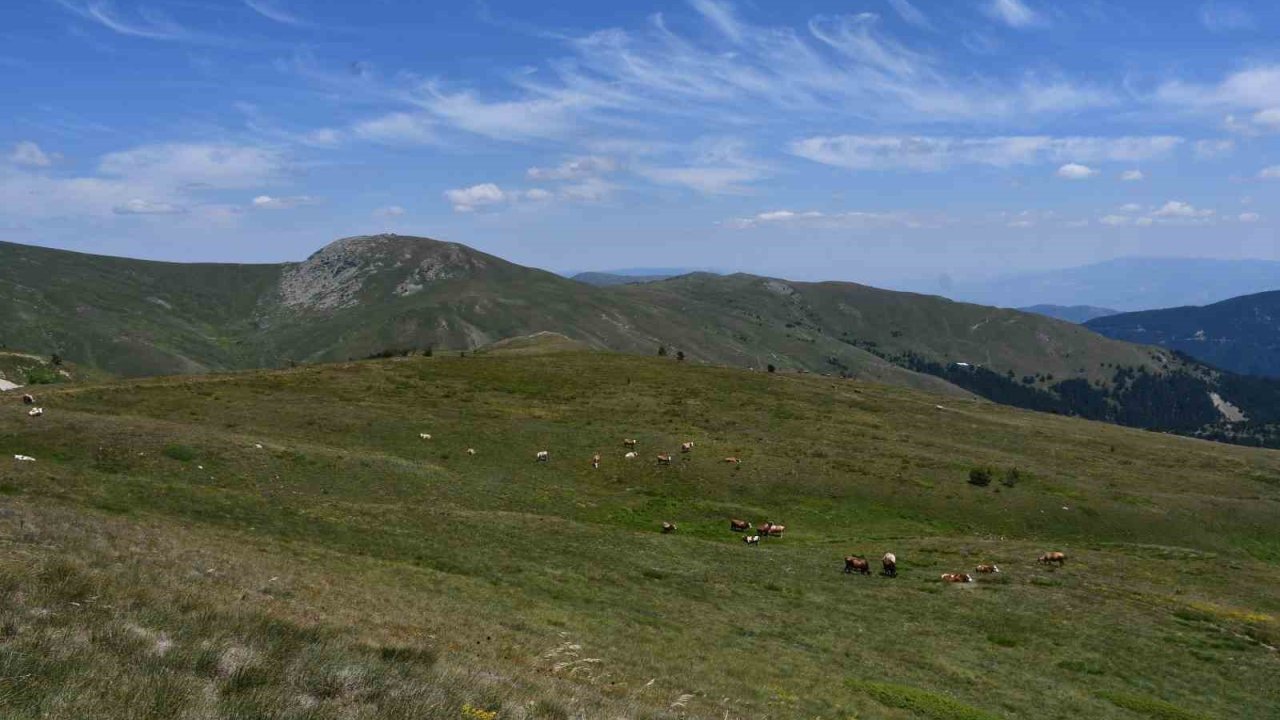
[681,441,695,453]
[1038,552,1067,566]
[765,523,785,537]
[21,394,35,405]
[881,552,897,578]
[723,457,741,464]
[941,573,974,583]
[844,556,871,575]
[623,438,638,448]
[661,521,677,534]
[730,519,751,532]
[656,453,672,465]
[975,564,1000,574]
[591,453,600,469]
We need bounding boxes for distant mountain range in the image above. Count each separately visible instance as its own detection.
[946,257,1280,312]
[571,272,682,286]
[1086,290,1280,378]
[1019,304,1118,324]
[7,235,1280,447]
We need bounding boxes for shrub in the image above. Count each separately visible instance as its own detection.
[25,366,59,385]
[767,364,776,373]
[161,444,198,463]
[1002,467,1027,487]
[968,467,994,487]
[1098,691,1208,720]
[658,345,668,357]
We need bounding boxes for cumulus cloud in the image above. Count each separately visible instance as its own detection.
[985,0,1042,28]
[9,141,52,168]
[113,198,187,215]
[1239,212,1261,223]
[1152,200,1213,218]
[250,195,318,209]
[1194,139,1235,159]
[1158,66,1280,134]
[789,135,1181,171]
[527,156,618,181]
[1120,169,1145,181]
[1056,163,1096,180]
[444,183,507,213]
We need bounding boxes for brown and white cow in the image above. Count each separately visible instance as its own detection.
[844,556,871,575]
[975,564,1001,574]
[723,457,741,464]
[730,519,751,532]
[941,573,974,583]
[743,534,760,546]
[623,438,638,448]
[535,450,549,462]
[762,523,785,537]
[881,552,897,578]
[656,453,672,465]
[680,441,695,453]
[21,394,35,405]
[1038,552,1067,566]
[661,521,677,534]
[592,453,601,469]
[466,448,477,456]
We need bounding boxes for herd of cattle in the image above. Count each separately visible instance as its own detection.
[516,435,1069,584]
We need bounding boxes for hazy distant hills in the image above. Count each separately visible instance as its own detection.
[1019,304,1118,324]
[1087,290,1280,378]
[948,257,1280,312]
[570,272,681,286]
[9,235,1280,446]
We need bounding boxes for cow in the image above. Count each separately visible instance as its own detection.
[419,433,432,440]
[656,453,672,465]
[13,454,35,462]
[758,522,785,537]
[27,407,43,417]
[1038,552,1067,567]
[623,439,638,448]
[592,453,600,469]
[975,564,1000,574]
[723,457,741,464]
[941,573,974,583]
[681,441,695,453]
[535,450,549,462]
[21,394,34,405]
[466,448,477,456]
[742,535,760,546]
[730,519,751,532]
[844,556,871,575]
[661,521,677,534]
[881,552,897,578]
[624,451,638,459]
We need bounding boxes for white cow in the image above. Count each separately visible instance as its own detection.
[624,451,638,459]
[536,450,549,462]
[27,407,43,417]
[419,433,432,440]
[13,454,35,462]
[466,448,477,456]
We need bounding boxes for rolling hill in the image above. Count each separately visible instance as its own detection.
[8,235,1280,446]
[569,271,684,286]
[1086,291,1280,378]
[1019,304,1118,324]
[1,346,1278,719]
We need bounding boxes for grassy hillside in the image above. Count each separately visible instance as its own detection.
[1087,291,1280,378]
[2,346,1278,719]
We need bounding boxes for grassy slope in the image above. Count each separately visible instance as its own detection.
[1,347,1278,719]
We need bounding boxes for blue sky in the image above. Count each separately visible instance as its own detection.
[2,0,1279,287]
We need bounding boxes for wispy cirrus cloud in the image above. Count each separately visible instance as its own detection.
[984,0,1043,29]
[1198,2,1254,32]
[244,0,303,27]
[251,194,317,210]
[54,0,211,42]
[727,208,923,230]
[789,135,1183,171]
[886,0,932,29]
[8,142,53,168]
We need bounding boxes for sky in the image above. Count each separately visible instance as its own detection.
[2,0,1279,288]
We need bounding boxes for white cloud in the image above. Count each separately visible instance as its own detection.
[887,0,932,28]
[790,135,1182,171]
[353,113,437,145]
[1120,203,1144,213]
[1260,166,1280,180]
[372,205,405,218]
[557,177,616,202]
[1056,163,1097,180]
[99,143,283,190]
[1239,212,1261,223]
[113,198,187,215]
[250,194,317,210]
[727,208,920,229]
[985,0,1042,28]
[1158,67,1280,131]
[527,156,618,181]
[244,0,303,26]
[444,183,507,213]
[1152,200,1213,218]
[9,141,52,168]
[1120,169,1145,181]
[1135,217,1154,227]
[1194,139,1235,159]
[523,188,554,202]
[691,0,747,44]
[637,165,764,194]
[1253,108,1280,129]
[1198,2,1254,32]
[55,0,206,42]
[1099,214,1129,226]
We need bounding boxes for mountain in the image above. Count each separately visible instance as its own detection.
[945,257,1280,311]
[5,347,1278,719]
[1086,291,1280,378]
[571,271,681,286]
[1019,304,1118,324]
[9,235,1280,446]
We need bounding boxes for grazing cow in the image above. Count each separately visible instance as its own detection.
[592,453,600,469]
[466,448,477,456]
[1038,552,1067,567]
[941,573,974,583]
[975,564,1000,574]
[730,519,751,532]
[13,454,35,462]
[723,457,741,464]
[27,407,43,417]
[844,556,871,575]
[757,522,784,537]
[535,450,549,462]
[623,439,638,448]
[21,394,34,405]
[419,433,432,440]
[661,521,677,534]
[881,552,897,578]
[681,441,695,453]
[656,453,672,465]
[624,451,638,459]
[743,535,760,546]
